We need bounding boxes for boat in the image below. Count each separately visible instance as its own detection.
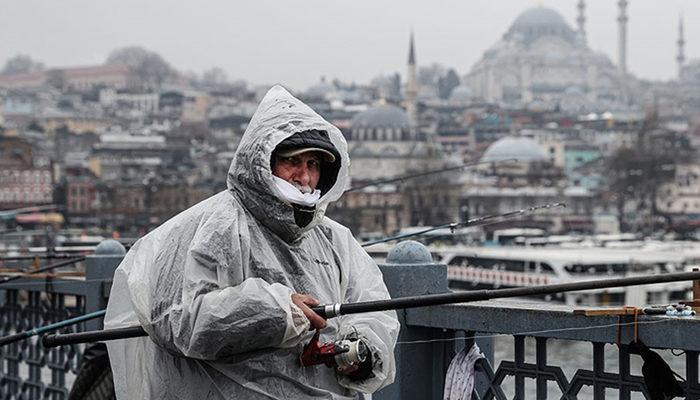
[366,241,700,306]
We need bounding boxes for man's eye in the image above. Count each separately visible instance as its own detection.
[308,160,320,169]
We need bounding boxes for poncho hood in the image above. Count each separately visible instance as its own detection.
[227,85,349,242]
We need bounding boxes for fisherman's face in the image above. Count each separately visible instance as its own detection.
[272,151,322,193]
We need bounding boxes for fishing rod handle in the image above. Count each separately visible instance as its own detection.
[42,326,147,348]
[40,308,336,347]
[311,304,340,319]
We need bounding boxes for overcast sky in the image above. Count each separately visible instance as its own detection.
[1,0,698,91]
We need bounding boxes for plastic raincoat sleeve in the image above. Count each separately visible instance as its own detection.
[132,215,309,360]
[335,228,400,393]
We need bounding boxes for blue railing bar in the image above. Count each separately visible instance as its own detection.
[0,310,106,347]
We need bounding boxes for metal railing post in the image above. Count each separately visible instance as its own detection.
[84,239,125,332]
[373,240,450,400]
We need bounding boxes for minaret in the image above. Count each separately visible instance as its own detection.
[577,0,586,45]
[677,15,685,79]
[405,31,418,134]
[617,0,628,75]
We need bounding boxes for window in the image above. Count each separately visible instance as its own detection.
[540,263,555,274]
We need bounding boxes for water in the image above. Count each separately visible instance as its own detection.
[492,336,689,399]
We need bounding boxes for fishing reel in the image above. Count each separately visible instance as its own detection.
[300,330,369,370]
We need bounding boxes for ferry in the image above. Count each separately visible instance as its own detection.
[366,241,700,306]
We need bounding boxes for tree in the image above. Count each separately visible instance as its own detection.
[105,46,173,88]
[389,73,401,99]
[201,67,228,86]
[438,69,460,100]
[606,109,693,233]
[1,54,44,75]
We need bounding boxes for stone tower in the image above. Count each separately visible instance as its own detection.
[405,31,418,134]
[577,0,586,44]
[617,0,628,75]
[677,15,686,79]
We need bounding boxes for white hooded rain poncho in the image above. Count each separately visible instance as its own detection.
[104,85,400,399]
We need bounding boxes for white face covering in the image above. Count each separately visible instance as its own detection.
[272,175,322,207]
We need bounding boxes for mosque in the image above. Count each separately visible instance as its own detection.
[465,1,631,111]
[327,34,448,234]
[344,33,443,182]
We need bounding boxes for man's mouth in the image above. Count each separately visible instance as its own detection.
[293,184,313,194]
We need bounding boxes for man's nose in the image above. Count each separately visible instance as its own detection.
[294,165,311,185]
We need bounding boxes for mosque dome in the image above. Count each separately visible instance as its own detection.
[481,136,549,162]
[349,104,411,141]
[449,85,473,102]
[505,7,577,44]
[351,104,410,129]
[511,7,569,31]
[680,60,700,84]
[305,79,336,99]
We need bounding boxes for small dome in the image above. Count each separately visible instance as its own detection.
[350,104,410,130]
[481,136,548,162]
[305,80,335,99]
[385,240,433,265]
[680,60,700,83]
[94,239,127,255]
[449,85,473,102]
[349,104,411,141]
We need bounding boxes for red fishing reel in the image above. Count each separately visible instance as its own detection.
[300,330,368,369]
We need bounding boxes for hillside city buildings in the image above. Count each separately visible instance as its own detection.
[2,3,700,242]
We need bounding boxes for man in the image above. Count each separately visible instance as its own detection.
[104,85,400,399]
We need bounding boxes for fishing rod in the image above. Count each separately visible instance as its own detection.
[0,256,86,284]
[0,253,88,262]
[41,270,700,347]
[361,202,566,247]
[346,159,517,192]
[0,310,106,347]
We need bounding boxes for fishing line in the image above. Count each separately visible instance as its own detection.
[396,318,673,345]
[361,202,566,247]
[346,159,518,193]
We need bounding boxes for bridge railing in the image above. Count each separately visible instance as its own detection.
[0,241,123,399]
[1,240,698,400]
[374,240,700,400]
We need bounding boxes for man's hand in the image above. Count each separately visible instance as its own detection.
[291,293,327,329]
[336,364,360,375]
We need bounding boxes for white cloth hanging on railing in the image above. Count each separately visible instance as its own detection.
[443,343,484,400]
